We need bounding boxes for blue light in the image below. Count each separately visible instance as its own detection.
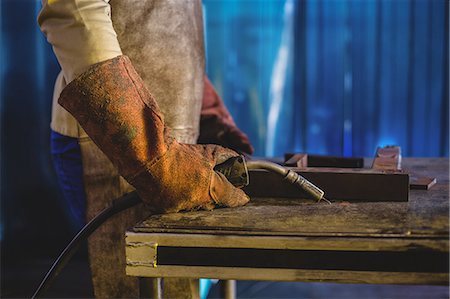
[376,138,399,149]
[203,0,448,157]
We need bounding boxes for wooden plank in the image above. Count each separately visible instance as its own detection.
[126,241,157,268]
[126,266,449,286]
[131,197,448,239]
[243,168,410,202]
[126,233,449,252]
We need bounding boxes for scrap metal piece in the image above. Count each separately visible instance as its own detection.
[372,146,402,171]
[410,176,437,190]
[284,154,308,168]
[285,153,364,168]
[243,168,410,202]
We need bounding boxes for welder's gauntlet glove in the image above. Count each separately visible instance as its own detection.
[198,76,254,155]
[59,55,249,213]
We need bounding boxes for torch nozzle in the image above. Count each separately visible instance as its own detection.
[245,160,330,203]
[214,156,330,204]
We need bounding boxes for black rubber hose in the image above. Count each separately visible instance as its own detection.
[31,191,142,299]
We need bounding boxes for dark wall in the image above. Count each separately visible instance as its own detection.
[1,0,72,255]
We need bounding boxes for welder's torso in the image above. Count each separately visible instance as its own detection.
[51,0,205,144]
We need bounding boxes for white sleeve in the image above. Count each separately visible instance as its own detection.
[38,0,122,83]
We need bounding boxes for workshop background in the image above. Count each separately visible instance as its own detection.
[1,0,448,298]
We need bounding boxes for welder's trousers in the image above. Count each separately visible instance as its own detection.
[51,131,200,298]
[52,130,145,297]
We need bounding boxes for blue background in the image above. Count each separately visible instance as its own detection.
[204,0,448,157]
[0,0,448,254]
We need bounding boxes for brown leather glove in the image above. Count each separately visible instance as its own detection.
[198,76,254,155]
[59,56,249,213]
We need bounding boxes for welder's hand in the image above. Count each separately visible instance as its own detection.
[59,56,249,213]
[198,76,254,155]
[137,142,250,213]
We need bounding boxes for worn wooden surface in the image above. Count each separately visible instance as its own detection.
[131,158,447,237]
[126,158,449,285]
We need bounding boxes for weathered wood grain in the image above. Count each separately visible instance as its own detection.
[130,159,448,238]
[126,233,448,252]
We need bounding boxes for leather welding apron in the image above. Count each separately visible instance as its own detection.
[81,1,205,298]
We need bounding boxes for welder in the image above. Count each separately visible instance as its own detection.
[38,0,253,297]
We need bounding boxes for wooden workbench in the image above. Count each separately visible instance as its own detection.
[125,158,449,294]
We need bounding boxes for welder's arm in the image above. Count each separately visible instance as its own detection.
[38,0,122,82]
[198,76,254,155]
[38,0,249,213]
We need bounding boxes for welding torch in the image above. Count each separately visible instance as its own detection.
[214,155,330,204]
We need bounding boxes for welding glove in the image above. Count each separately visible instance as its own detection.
[59,55,250,213]
[198,76,254,155]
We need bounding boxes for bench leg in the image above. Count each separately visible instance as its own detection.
[139,277,162,299]
[221,280,236,299]
[163,278,200,299]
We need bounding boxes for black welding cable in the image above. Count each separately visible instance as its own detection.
[31,191,142,299]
